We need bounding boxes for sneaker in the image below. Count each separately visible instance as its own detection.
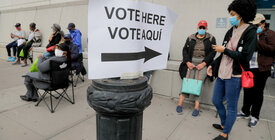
[237,111,250,119]
[213,135,228,140]
[7,57,13,62]
[21,63,28,67]
[176,106,183,114]
[212,124,224,132]
[192,109,200,117]
[248,116,259,128]
[11,57,16,62]
[12,61,20,65]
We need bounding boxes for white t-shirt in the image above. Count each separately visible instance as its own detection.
[12,30,26,41]
[28,30,35,41]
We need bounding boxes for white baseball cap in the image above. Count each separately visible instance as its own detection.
[252,13,265,25]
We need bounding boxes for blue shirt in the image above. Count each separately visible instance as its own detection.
[70,29,82,54]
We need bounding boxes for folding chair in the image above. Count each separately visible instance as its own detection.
[34,60,75,113]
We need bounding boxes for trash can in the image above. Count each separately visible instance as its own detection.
[87,77,152,140]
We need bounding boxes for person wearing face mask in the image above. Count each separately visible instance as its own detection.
[177,20,217,117]
[237,14,275,128]
[64,34,84,75]
[67,23,86,76]
[20,43,71,102]
[67,23,82,55]
[207,0,257,139]
[43,24,64,58]
[6,23,26,62]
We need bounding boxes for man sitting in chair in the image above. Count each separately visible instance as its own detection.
[20,43,71,102]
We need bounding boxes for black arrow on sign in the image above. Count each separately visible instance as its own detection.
[101,46,162,63]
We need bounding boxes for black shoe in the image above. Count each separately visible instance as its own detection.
[29,57,33,63]
[32,98,38,102]
[213,135,228,140]
[20,95,32,102]
[212,124,224,132]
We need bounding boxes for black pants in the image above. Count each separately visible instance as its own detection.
[6,41,17,57]
[241,68,270,119]
[17,41,33,59]
[79,53,87,75]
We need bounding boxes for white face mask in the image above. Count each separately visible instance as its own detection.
[55,49,63,57]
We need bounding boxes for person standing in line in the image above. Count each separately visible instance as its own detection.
[237,13,275,127]
[67,23,87,76]
[207,0,257,139]
[177,20,216,117]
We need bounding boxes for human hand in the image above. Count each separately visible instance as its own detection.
[196,62,206,71]
[49,34,54,42]
[186,62,196,70]
[11,34,17,38]
[213,45,225,53]
[207,66,213,76]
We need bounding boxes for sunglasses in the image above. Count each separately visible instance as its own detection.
[199,26,206,29]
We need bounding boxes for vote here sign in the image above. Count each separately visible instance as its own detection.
[88,0,177,79]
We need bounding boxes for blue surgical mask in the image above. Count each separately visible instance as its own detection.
[256,27,263,34]
[69,30,74,33]
[229,16,240,26]
[198,29,206,36]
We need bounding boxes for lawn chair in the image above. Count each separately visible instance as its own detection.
[34,60,75,113]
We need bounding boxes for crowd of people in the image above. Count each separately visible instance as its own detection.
[177,0,275,140]
[5,22,87,101]
[4,0,275,140]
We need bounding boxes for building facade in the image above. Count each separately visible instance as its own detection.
[0,0,275,120]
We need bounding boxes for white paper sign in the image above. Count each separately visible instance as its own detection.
[88,0,177,79]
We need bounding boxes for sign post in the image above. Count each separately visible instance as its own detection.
[87,0,177,139]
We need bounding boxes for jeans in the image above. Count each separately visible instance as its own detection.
[242,69,270,119]
[43,52,53,58]
[212,77,242,134]
[6,41,17,57]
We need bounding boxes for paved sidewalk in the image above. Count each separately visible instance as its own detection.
[0,59,274,140]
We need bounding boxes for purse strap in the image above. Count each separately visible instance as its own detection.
[230,37,245,72]
[186,70,200,83]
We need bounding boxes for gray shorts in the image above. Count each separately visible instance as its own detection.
[181,58,207,101]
